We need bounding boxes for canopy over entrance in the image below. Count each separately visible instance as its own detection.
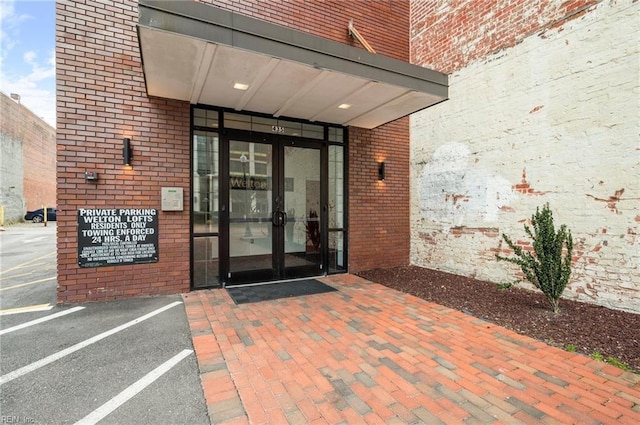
[137,0,448,129]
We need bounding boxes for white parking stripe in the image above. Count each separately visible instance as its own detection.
[0,252,56,275]
[0,301,182,386]
[73,349,193,425]
[0,272,33,281]
[0,277,57,292]
[0,306,84,334]
[0,303,54,316]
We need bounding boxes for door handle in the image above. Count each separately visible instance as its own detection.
[272,210,287,227]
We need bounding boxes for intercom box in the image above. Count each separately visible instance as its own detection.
[161,187,183,211]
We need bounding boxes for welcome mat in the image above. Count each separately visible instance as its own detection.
[226,279,337,305]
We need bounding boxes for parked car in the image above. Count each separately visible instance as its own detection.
[24,208,57,223]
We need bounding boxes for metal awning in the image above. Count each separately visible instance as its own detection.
[137,0,448,129]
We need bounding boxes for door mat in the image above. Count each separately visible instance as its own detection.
[226,279,337,305]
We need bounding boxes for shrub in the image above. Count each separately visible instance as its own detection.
[497,203,573,313]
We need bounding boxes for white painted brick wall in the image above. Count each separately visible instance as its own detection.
[410,1,640,313]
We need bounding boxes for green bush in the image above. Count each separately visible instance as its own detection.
[497,204,573,313]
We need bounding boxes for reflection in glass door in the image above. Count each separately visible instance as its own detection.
[229,140,274,282]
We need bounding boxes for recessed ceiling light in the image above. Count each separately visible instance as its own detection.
[338,103,351,109]
[233,82,250,91]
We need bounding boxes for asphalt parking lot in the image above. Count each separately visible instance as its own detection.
[0,222,57,312]
[0,223,209,424]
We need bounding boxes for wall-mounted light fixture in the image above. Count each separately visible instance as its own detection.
[123,138,133,166]
[378,161,386,181]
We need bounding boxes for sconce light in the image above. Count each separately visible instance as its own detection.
[378,161,386,181]
[123,138,133,165]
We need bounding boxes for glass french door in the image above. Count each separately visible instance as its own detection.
[227,138,322,285]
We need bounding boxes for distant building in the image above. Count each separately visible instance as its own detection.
[0,91,56,223]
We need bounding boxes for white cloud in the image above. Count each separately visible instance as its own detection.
[2,50,57,127]
[0,1,56,128]
[0,0,31,60]
[23,50,37,63]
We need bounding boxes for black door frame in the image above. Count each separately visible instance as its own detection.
[220,130,328,286]
[190,106,348,290]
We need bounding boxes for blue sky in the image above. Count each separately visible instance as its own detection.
[1,0,56,127]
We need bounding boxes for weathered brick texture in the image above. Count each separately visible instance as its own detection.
[410,1,639,312]
[411,0,601,74]
[0,92,56,221]
[56,0,411,301]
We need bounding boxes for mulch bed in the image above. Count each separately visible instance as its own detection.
[357,265,640,374]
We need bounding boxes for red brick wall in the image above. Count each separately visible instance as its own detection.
[56,0,190,302]
[0,92,56,212]
[56,0,411,302]
[205,0,409,60]
[348,118,410,271]
[411,0,600,72]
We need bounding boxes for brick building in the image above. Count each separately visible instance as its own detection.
[410,0,639,313]
[56,0,638,313]
[55,0,447,302]
[0,91,56,223]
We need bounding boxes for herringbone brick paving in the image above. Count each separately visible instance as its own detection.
[183,274,640,424]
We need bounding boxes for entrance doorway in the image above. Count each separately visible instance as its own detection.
[192,108,347,288]
[228,139,322,284]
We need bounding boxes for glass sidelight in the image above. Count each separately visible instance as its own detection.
[192,129,220,288]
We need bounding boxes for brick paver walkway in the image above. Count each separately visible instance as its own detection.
[183,274,640,424]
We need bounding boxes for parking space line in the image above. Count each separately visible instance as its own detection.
[0,301,182,386]
[0,272,33,281]
[0,252,56,275]
[0,277,57,292]
[73,349,193,425]
[0,303,55,317]
[0,306,85,335]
